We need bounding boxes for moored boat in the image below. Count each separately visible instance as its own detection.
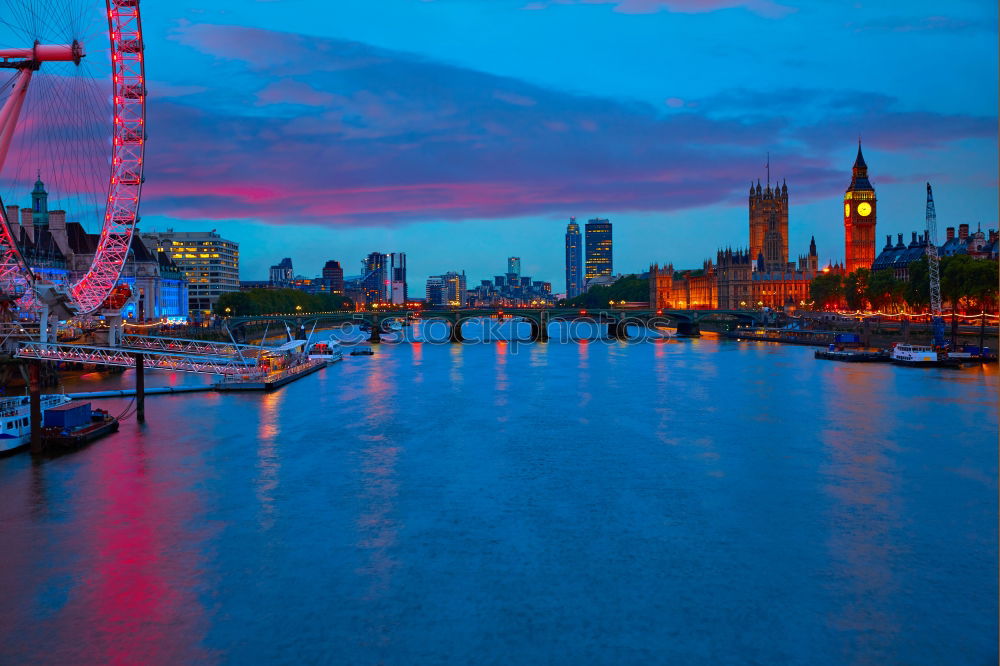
[307,340,344,364]
[0,394,72,455]
[890,344,963,368]
[350,346,375,356]
[40,402,119,452]
[815,349,890,363]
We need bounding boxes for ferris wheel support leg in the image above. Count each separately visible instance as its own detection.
[107,315,124,347]
[39,303,50,343]
[0,69,32,175]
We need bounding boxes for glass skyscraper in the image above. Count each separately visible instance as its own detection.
[585,218,613,281]
[564,217,583,299]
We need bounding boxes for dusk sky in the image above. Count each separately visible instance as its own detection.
[137,0,997,289]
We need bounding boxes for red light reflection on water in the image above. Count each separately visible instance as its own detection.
[34,430,215,665]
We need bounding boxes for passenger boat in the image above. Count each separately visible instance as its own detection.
[890,344,963,368]
[0,394,72,454]
[307,340,344,364]
[350,346,375,356]
[40,402,119,452]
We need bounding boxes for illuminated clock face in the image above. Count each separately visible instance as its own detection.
[844,203,850,217]
[858,202,872,216]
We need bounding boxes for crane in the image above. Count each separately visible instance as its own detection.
[925,182,946,347]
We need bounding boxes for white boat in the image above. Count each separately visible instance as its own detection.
[891,344,947,367]
[307,340,343,364]
[0,394,73,454]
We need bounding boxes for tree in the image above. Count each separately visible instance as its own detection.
[214,288,352,316]
[843,268,870,311]
[563,275,650,308]
[965,259,999,313]
[905,257,930,311]
[809,273,844,310]
[865,270,904,312]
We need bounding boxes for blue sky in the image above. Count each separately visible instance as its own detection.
[132,0,996,289]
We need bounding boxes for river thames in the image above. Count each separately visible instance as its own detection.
[1,326,996,664]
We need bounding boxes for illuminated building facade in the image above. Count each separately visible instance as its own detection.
[425,271,467,306]
[585,218,613,282]
[716,249,753,309]
[565,217,583,299]
[360,252,407,305]
[749,179,789,271]
[362,252,388,305]
[507,256,521,276]
[654,175,820,310]
[649,261,718,309]
[844,142,877,273]
[141,230,239,318]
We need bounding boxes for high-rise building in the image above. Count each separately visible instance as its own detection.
[425,276,446,306]
[360,252,407,305]
[444,270,467,306]
[565,217,583,299]
[507,257,521,276]
[141,230,239,318]
[269,257,293,286]
[426,271,466,306]
[585,218,612,281]
[361,252,388,305]
[321,260,344,294]
[844,142,877,273]
[749,178,789,271]
[389,252,407,304]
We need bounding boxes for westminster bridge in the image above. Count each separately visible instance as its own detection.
[224,307,771,343]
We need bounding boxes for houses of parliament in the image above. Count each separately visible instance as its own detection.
[650,144,875,310]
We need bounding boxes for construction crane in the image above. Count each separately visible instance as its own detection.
[925,182,946,347]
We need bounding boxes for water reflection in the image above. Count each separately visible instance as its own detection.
[256,390,284,530]
[820,364,900,655]
[355,352,401,656]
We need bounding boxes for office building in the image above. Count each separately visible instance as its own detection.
[565,217,583,299]
[321,260,345,294]
[140,230,238,318]
[585,218,613,282]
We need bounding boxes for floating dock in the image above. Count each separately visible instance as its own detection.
[814,349,890,363]
[214,359,326,392]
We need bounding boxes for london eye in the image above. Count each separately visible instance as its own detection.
[0,0,145,316]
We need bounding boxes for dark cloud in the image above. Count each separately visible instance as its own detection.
[141,24,995,228]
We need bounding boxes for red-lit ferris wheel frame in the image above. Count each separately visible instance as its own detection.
[0,0,146,315]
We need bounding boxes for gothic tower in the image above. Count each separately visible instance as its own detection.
[844,142,876,273]
[749,178,788,271]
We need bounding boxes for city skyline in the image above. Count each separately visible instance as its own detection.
[119,0,994,286]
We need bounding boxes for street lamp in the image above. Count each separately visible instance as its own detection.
[224,306,232,316]
[295,304,302,313]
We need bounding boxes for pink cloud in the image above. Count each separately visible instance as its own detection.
[131,25,995,229]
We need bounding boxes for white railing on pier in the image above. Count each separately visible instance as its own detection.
[16,341,262,376]
[119,334,269,357]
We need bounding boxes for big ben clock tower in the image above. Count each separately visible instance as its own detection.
[844,141,876,273]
